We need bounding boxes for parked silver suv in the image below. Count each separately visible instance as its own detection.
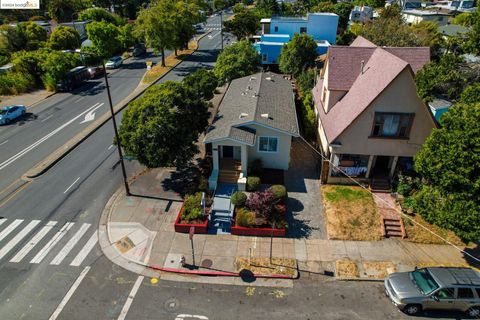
[385,267,480,316]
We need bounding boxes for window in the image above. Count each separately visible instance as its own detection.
[371,112,414,138]
[300,27,307,33]
[436,288,455,299]
[411,269,439,295]
[258,136,278,152]
[457,288,474,299]
[274,26,278,32]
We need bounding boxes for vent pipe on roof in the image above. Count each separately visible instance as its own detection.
[361,60,365,74]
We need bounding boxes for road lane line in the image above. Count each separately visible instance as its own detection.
[0,140,8,146]
[63,177,80,194]
[117,276,144,320]
[0,103,101,171]
[0,218,6,226]
[74,97,84,103]
[10,221,57,263]
[30,222,74,264]
[70,231,98,266]
[108,144,114,150]
[49,266,91,320]
[0,219,24,242]
[41,115,53,123]
[50,223,90,265]
[0,220,40,260]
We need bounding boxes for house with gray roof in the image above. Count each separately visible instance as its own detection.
[204,72,299,190]
[312,36,437,189]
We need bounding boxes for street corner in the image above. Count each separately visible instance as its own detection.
[109,221,157,265]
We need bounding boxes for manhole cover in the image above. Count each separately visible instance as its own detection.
[201,259,213,268]
[164,298,180,312]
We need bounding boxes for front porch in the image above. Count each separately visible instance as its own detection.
[208,144,248,191]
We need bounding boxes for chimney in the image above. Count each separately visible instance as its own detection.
[360,60,365,74]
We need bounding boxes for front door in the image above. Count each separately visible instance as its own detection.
[425,288,456,311]
[373,156,390,177]
[222,146,233,158]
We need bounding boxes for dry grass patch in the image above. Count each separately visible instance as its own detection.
[363,261,397,279]
[142,39,199,84]
[416,262,479,272]
[335,260,359,278]
[235,257,297,277]
[322,185,382,241]
[403,214,466,246]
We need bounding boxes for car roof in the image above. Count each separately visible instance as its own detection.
[109,56,121,60]
[2,105,24,110]
[427,267,480,287]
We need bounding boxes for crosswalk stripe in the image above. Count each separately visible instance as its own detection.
[0,218,6,227]
[70,231,98,267]
[30,222,74,264]
[0,220,40,260]
[0,219,24,242]
[117,276,144,320]
[50,223,90,265]
[10,221,57,263]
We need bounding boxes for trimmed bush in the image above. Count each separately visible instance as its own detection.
[181,192,204,222]
[231,191,247,206]
[236,207,256,227]
[0,72,34,95]
[247,176,261,191]
[270,185,287,201]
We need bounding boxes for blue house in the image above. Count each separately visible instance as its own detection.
[253,13,339,65]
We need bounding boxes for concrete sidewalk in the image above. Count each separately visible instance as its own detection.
[0,90,55,109]
[98,164,479,286]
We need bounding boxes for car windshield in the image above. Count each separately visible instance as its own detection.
[0,109,7,115]
[411,269,440,295]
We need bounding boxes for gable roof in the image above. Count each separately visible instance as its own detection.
[326,36,430,91]
[316,47,411,144]
[204,72,299,145]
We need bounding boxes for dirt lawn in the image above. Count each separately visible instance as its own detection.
[322,185,382,241]
[403,214,466,246]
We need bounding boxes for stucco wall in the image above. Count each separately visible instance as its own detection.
[333,68,436,157]
[246,124,293,170]
[270,14,338,43]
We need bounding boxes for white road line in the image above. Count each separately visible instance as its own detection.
[41,115,53,123]
[0,220,40,260]
[50,223,90,265]
[0,218,6,226]
[49,266,91,320]
[64,177,80,194]
[70,232,97,267]
[0,140,8,146]
[117,276,144,320]
[10,221,57,263]
[0,103,101,171]
[30,222,74,264]
[210,31,221,38]
[108,144,114,150]
[74,97,84,103]
[0,219,24,242]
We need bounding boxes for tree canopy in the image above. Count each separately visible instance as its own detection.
[213,40,260,84]
[413,102,480,242]
[48,0,80,23]
[279,33,318,76]
[118,81,210,168]
[223,9,259,40]
[48,26,80,50]
[78,8,125,26]
[85,21,122,59]
[182,69,218,100]
[17,21,47,50]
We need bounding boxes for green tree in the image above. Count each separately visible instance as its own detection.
[352,0,385,8]
[118,81,210,168]
[279,33,318,76]
[459,83,480,104]
[413,102,480,242]
[135,0,175,67]
[451,12,473,27]
[182,68,218,100]
[85,21,122,59]
[213,40,259,84]
[17,21,47,50]
[171,0,203,55]
[256,0,280,16]
[213,0,228,10]
[40,50,81,90]
[78,7,126,26]
[0,25,26,59]
[48,26,80,50]
[224,9,259,40]
[463,8,480,55]
[117,24,136,51]
[48,0,80,23]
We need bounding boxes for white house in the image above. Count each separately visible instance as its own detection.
[204,72,300,191]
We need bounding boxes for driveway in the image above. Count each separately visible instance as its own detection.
[284,138,327,239]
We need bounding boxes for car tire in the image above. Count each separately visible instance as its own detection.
[404,304,422,315]
[467,307,480,317]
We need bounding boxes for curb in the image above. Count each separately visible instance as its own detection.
[22,31,212,180]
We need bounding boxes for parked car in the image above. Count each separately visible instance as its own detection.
[132,43,146,57]
[56,66,90,92]
[105,56,123,69]
[385,267,480,317]
[0,105,26,125]
[88,66,105,79]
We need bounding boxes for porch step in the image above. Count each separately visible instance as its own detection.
[382,217,406,238]
[218,170,240,183]
[370,178,391,193]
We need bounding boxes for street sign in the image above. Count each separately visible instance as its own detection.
[189,226,195,240]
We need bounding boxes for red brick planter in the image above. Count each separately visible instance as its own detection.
[174,205,208,234]
[231,225,286,237]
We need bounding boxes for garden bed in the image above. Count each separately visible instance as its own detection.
[231,224,286,237]
[322,185,382,241]
[174,205,208,234]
